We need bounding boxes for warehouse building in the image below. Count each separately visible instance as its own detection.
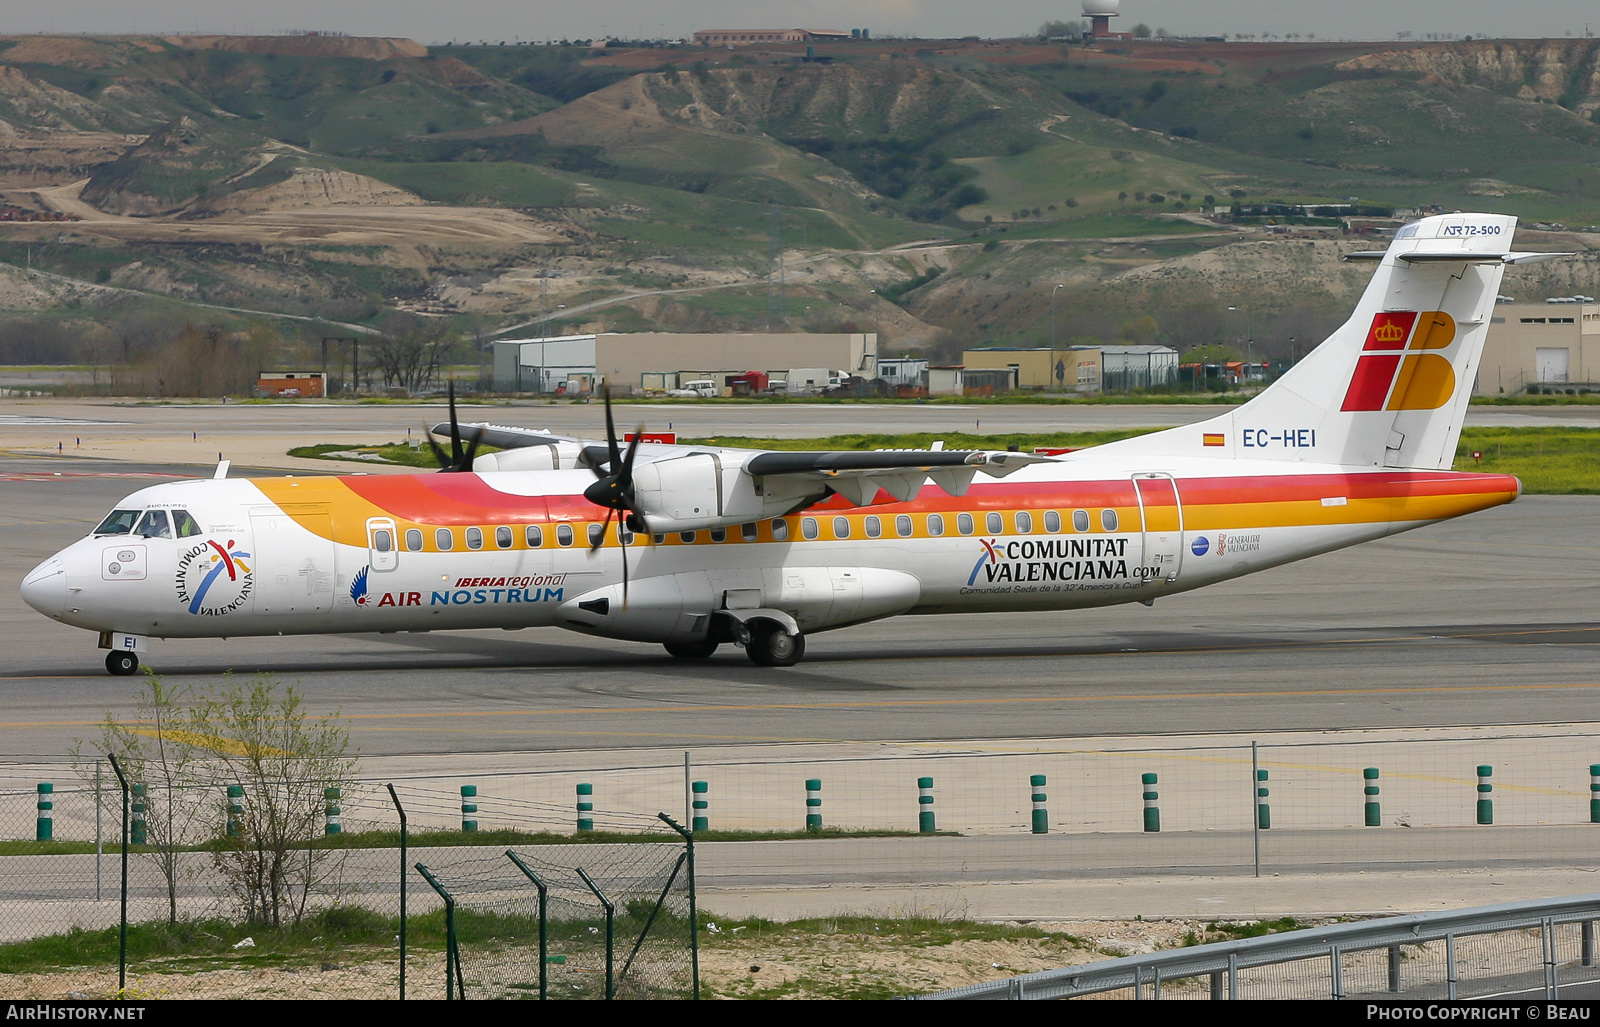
[961,347,1105,393]
[1478,299,1600,394]
[492,332,877,394]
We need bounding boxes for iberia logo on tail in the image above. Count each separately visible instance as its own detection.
[1341,311,1458,412]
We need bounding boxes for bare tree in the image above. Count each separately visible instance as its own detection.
[372,320,454,392]
[73,675,211,924]
[190,676,356,928]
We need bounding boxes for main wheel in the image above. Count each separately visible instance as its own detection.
[105,651,139,676]
[664,639,719,659]
[746,621,805,667]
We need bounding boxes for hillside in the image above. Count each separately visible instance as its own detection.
[0,33,1597,363]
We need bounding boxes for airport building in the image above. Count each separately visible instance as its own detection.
[1478,299,1600,394]
[961,346,1106,393]
[492,332,877,394]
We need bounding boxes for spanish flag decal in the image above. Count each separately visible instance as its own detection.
[1203,433,1226,447]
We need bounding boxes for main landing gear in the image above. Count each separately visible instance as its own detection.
[661,620,807,667]
[105,651,139,676]
[746,621,805,668]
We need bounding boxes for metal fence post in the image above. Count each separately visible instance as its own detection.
[1584,922,1595,968]
[659,813,700,1000]
[1030,775,1048,834]
[106,752,129,996]
[918,776,935,833]
[1477,765,1493,825]
[577,867,616,999]
[1544,917,1557,998]
[415,863,462,1000]
[1388,945,1402,992]
[1330,944,1343,1000]
[95,761,103,902]
[1446,933,1458,1000]
[386,784,407,1001]
[506,851,549,1000]
[1365,768,1381,826]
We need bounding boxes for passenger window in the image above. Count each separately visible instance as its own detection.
[986,512,1003,534]
[957,513,974,536]
[741,522,759,542]
[680,531,697,544]
[710,528,727,543]
[496,526,513,549]
[373,529,393,553]
[653,534,666,545]
[589,523,605,547]
[95,509,140,536]
[895,514,912,538]
[525,525,543,548]
[171,509,203,538]
[135,510,172,539]
[771,519,790,542]
[465,527,483,550]
[556,524,574,547]
[927,514,945,537]
[865,516,881,538]
[833,516,851,539]
[619,525,634,546]
[801,517,819,540]
[1072,509,1090,533]
[405,529,423,552]
[1044,510,1061,533]
[1015,511,1033,534]
[1101,509,1119,532]
[436,528,454,551]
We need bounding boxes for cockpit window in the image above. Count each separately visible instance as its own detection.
[134,510,172,539]
[171,509,203,538]
[95,510,140,536]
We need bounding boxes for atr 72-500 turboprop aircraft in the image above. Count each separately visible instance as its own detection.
[20,213,1568,675]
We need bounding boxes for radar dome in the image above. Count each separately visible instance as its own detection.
[1082,0,1121,15]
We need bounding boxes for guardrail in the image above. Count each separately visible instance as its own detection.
[921,895,1600,1000]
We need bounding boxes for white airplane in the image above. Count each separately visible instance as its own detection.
[21,213,1566,675]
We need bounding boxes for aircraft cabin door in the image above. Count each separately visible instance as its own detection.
[1132,473,1185,583]
[250,508,337,615]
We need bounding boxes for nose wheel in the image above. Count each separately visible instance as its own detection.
[105,651,139,677]
[746,621,805,667]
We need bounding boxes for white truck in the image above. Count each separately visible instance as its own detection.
[784,368,847,396]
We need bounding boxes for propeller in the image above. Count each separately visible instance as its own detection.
[425,381,480,473]
[583,387,652,607]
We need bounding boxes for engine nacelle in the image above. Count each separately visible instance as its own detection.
[631,452,817,534]
[555,566,921,643]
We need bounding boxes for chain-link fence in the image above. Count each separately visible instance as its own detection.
[0,765,697,1001]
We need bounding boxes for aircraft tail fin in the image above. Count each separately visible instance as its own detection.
[1096,214,1569,470]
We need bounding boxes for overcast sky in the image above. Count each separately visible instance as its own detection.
[5,1,1597,45]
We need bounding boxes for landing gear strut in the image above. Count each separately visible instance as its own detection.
[664,639,719,659]
[746,620,805,667]
[105,651,139,676]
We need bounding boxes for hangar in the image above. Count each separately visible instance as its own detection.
[492,332,877,393]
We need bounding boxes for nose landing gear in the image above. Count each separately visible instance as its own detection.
[105,651,139,676]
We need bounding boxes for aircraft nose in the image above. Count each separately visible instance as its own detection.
[20,556,67,619]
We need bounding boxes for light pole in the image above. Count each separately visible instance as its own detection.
[870,289,882,344]
[1050,284,1064,349]
[1228,305,1254,382]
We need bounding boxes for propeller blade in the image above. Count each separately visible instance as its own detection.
[447,381,464,466]
[460,433,481,473]
[602,385,621,472]
[425,433,452,470]
[617,424,645,490]
[620,525,630,610]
